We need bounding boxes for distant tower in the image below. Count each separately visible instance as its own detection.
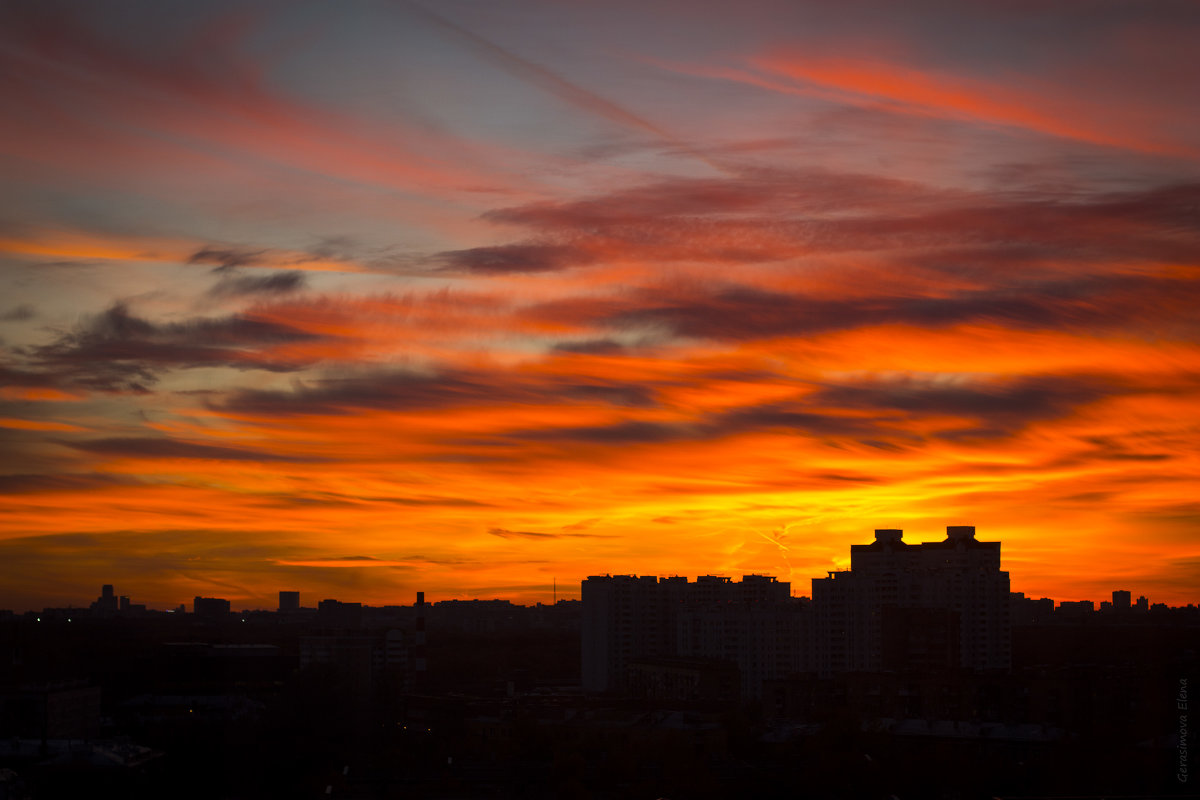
[279,591,300,612]
[95,584,118,614]
[414,592,427,682]
[1112,589,1131,611]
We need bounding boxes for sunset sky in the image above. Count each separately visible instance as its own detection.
[2,0,1198,611]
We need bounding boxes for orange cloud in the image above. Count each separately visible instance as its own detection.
[659,53,1200,159]
[0,418,86,432]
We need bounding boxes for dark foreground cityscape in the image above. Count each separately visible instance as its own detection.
[1,526,1196,799]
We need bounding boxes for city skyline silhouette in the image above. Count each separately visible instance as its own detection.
[2,2,1196,796]
[8,523,1181,616]
[3,525,1194,797]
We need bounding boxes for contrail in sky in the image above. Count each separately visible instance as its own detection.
[405,1,731,175]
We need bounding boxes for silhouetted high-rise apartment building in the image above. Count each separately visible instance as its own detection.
[193,596,231,620]
[318,598,363,628]
[299,629,410,700]
[811,526,1011,676]
[583,575,675,693]
[677,592,805,697]
[586,527,1012,694]
[279,590,300,612]
[1112,589,1131,611]
[90,584,118,615]
[582,573,802,696]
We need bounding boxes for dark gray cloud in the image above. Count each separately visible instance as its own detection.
[435,243,593,274]
[530,271,1200,343]
[247,490,495,509]
[1078,433,1180,463]
[813,473,880,483]
[0,472,143,494]
[811,375,1112,431]
[461,174,1200,346]
[30,303,325,392]
[220,367,657,417]
[208,270,307,297]
[0,364,62,390]
[307,235,360,260]
[488,528,557,539]
[468,173,1200,314]
[715,403,897,438]
[1100,452,1173,461]
[488,527,608,540]
[0,304,35,322]
[500,403,908,450]
[188,246,266,271]
[222,369,536,417]
[551,339,626,355]
[64,436,320,463]
[492,170,1196,236]
[189,239,359,274]
[515,419,689,445]
[727,374,1118,443]
[485,373,1124,450]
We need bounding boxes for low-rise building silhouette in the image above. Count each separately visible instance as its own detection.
[1057,599,1094,616]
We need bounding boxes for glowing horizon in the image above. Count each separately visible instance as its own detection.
[2,1,1198,612]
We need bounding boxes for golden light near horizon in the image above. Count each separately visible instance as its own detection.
[1,1,1199,611]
